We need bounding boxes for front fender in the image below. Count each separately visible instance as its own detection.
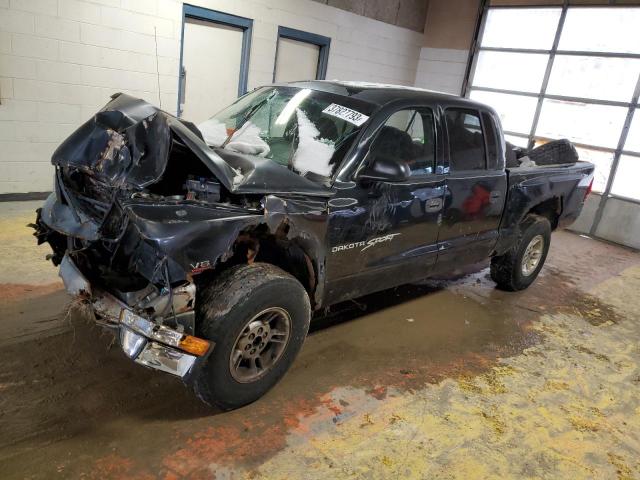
[123,202,263,276]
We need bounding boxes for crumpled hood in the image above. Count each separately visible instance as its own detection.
[52,93,333,197]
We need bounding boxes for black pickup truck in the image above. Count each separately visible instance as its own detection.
[34,81,594,409]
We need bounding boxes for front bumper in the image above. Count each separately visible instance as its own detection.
[59,254,212,378]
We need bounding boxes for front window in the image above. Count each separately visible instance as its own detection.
[369,108,436,176]
[198,86,375,179]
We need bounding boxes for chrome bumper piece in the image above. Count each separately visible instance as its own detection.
[134,340,197,377]
[59,254,202,378]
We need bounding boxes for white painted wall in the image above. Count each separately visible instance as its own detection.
[0,0,423,194]
[414,47,468,95]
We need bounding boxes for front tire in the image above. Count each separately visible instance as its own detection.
[490,214,551,291]
[191,263,311,410]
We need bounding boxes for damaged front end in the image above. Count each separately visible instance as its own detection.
[34,93,331,380]
[58,254,208,376]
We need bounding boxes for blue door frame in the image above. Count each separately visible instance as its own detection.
[177,4,253,117]
[273,26,331,82]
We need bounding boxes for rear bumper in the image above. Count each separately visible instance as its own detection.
[59,254,212,378]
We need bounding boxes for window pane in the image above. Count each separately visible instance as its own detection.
[482,112,499,169]
[559,7,640,54]
[481,8,561,50]
[547,56,640,102]
[535,99,627,148]
[415,111,436,175]
[611,156,640,200]
[470,90,537,135]
[624,110,640,153]
[505,134,529,148]
[373,109,436,176]
[446,109,486,171]
[407,112,424,141]
[473,51,548,93]
[574,147,613,194]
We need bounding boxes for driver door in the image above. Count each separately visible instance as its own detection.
[324,107,446,305]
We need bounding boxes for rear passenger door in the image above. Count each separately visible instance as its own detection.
[436,107,507,268]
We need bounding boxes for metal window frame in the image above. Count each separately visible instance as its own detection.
[177,4,253,117]
[273,26,331,82]
[464,2,640,237]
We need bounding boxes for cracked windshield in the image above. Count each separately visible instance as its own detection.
[198,86,374,179]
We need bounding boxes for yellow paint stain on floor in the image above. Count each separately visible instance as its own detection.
[0,201,60,286]
[221,266,640,479]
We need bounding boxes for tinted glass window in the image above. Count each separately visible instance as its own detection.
[482,112,499,169]
[370,108,436,176]
[445,109,486,171]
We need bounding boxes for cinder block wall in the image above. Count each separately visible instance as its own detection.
[310,0,428,33]
[0,0,423,195]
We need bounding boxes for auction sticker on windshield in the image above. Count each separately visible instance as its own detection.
[322,104,369,126]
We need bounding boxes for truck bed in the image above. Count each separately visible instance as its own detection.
[494,160,594,255]
[506,160,592,174]
[506,160,593,187]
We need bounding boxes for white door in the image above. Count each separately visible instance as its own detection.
[180,18,244,123]
[274,37,320,82]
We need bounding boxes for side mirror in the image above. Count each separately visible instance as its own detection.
[358,156,410,183]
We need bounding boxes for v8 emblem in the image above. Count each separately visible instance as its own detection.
[190,260,212,274]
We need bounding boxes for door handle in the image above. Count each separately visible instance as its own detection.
[489,190,502,203]
[425,197,443,212]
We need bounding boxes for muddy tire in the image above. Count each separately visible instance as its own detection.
[191,263,311,410]
[490,214,551,291]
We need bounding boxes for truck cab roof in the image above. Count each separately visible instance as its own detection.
[281,80,489,112]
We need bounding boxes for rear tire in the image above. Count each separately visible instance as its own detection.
[490,214,551,291]
[191,263,311,410]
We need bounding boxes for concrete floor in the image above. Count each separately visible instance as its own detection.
[1,200,639,479]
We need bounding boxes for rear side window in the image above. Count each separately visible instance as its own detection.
[481,112,500,169]
[445,108,486,171]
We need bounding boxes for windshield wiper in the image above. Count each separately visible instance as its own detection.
[221,91,276,148]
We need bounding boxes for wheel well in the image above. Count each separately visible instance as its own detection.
[527,197,561,230]
[195,224,318,308]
